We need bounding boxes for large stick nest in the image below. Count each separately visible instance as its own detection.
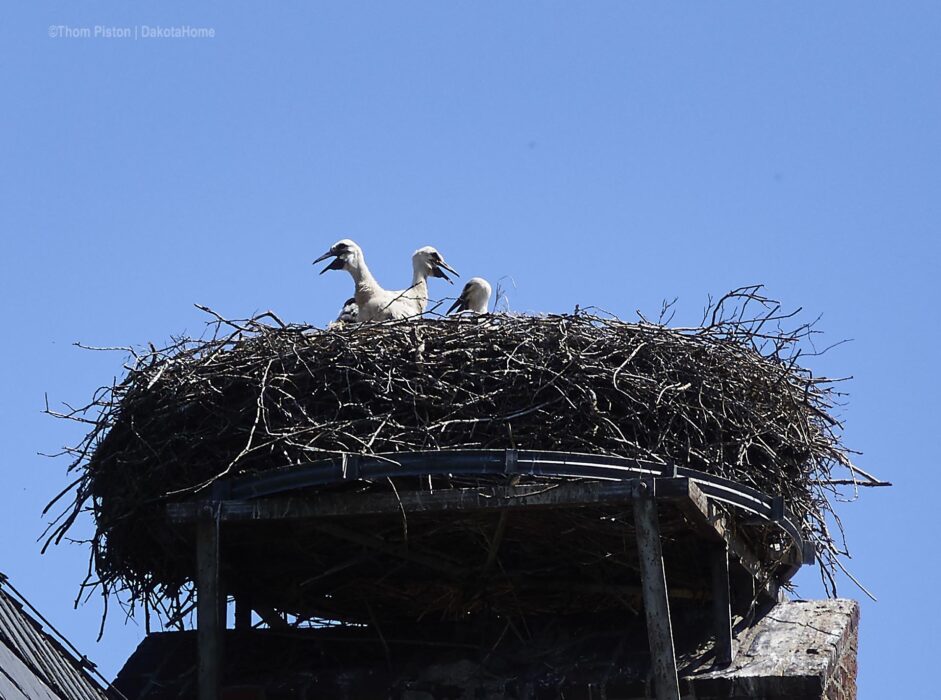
[45,288,875,625]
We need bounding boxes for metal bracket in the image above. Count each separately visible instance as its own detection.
[770,496,785,522]
[802,541,816,565]
[503,449,518,475]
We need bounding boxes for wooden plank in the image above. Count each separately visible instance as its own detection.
[632,480,681,700]
[669,480,779,599]
[196,510,223,700]
[659,478,726,542]
[168,481,643,523]
[169,478,776,539]
[709,545,734,667]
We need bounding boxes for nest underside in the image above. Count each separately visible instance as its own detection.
[47,295,863,625]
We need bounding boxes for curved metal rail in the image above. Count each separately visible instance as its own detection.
[219,449,813,565]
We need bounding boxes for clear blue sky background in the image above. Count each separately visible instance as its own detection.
[1,2,938,695]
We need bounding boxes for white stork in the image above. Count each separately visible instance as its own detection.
[447,277,492,314]
[314,240,458,322]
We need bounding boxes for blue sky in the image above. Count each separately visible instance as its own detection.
[1,2,938,695]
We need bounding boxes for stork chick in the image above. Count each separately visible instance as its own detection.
[313,238,380,317]
[405,246,459,318]
[448,277,492,314]
[314,240,458,321]
[336,297,358,322]
[329,297,358,326]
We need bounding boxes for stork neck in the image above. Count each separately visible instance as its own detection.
[347,254,380,295]
[409,267,431,310]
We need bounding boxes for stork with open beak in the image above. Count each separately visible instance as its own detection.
[314,240,459,322]
[406,246,459,316]
[313,238,380,319]
[447,277,492,315]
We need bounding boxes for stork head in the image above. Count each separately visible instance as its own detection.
[313,239,361,275]
[413,246,459,284]
[336,297,358,323]
[447,277,493,314]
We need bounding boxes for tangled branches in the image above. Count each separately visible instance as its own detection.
[44,288,881,623]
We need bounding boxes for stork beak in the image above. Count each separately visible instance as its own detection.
[446,296,463,314]
[433,260,459,284]
[319,257,346,275]
[313,249,346,275]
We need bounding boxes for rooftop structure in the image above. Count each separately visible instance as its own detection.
[0,573,106,700]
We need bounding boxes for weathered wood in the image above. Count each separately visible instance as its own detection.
[709,545,734,666]
[169,480,799,596]
[662,478,727,542]
[196,509,223,700]
[669,479,781,599]
[168,481,642,523]
[632,480,680,700]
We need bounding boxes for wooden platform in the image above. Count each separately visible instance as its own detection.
[162,451,812,700]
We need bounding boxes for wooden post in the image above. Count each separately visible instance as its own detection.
[234,594,252,630]
[633,479,681,700]
[197,506,223,700]
[710,545,734,666]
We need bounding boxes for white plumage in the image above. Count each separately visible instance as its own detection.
[448,277,492,314]
[314,240,458,322]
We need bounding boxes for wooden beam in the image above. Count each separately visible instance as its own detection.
[667,479,780,600]
[168,481,641,524]
[709,545,734,667]
[196,509,223,700]
[632,480,681,700]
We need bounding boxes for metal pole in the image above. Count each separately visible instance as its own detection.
[197,506,223,700]
[633,479,681,700]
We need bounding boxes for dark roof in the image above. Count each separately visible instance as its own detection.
[0,573,107,700]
